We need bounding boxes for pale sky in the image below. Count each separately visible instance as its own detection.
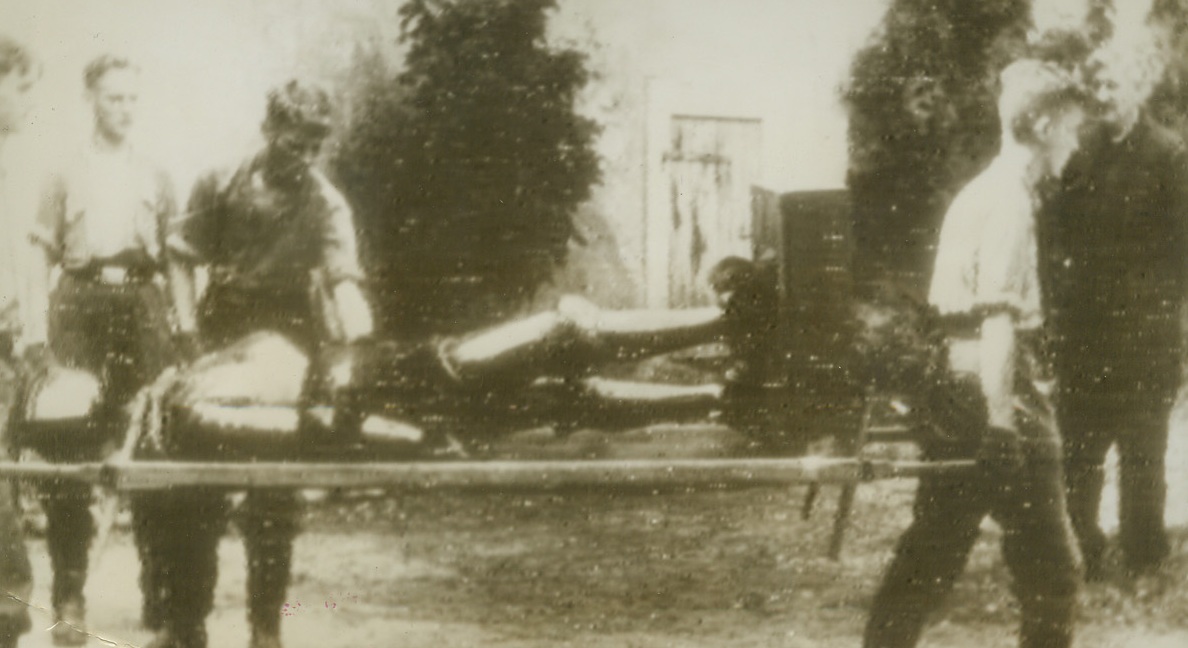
[1,0,391,190]
[553,0,891,191]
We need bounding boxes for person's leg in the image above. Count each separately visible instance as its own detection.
[997,456,1082,648]
[39,277,113,644]
[123,283,182,629]
[131,491,170,632]
[863,472,989,648]
[0,479,32,648]
[237,489,303,648]
[1056,392,1112,580]
[1116,398,1172,573]
[0,352,32,648]
[39,479,92,645]
[195,290,310,647]
[1000,344,1081,648]
[143,488,229,648]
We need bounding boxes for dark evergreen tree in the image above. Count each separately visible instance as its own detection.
[333,0,601,336]
[844,0,1031,293]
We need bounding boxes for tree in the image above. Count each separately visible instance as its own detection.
[843,0,1030,293]
[333,0,601,336]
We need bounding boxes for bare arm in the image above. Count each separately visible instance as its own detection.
[20,173,64,351]
[315,175,373,341]
[166,172,221,334]
[978,312,1017,430]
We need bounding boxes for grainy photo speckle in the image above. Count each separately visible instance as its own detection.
[0,1,1186,647]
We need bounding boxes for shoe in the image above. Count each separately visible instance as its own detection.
[143,631,174,648]
[249,630,283,648]
[144,626,207,648]
[51,599,87,646]
[141,599,164,632]
[0,616,25,648]
[1124,541,1170,577]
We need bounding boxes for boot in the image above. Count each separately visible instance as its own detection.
[51,597,87,646]
[1019,594,1076,648]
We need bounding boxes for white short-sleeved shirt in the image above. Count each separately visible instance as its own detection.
[34,142,175,270]
[928,161,1043,331]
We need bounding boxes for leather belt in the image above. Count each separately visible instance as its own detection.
[66,264,156,285]
[938,312,981,340]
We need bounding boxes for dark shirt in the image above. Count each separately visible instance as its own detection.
[170,152,363,292]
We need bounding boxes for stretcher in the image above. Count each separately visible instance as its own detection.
[4,302,978,558]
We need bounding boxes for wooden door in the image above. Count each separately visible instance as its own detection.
[647,115,761,307]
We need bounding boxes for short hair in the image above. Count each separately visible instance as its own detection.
[997,59,1089,145]
[708,256,757,294]
[83,54,138,90]
[263,80,333,136]
[0,34,35,80]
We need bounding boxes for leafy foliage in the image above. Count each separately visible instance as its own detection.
[844,0,1031,291]
[843,0,1188,293]
[333,0,601,336]
[1149,0,1188,129]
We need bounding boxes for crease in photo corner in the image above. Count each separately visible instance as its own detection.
[1,590,127,647]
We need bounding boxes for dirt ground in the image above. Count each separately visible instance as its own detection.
[13,405,1188,648]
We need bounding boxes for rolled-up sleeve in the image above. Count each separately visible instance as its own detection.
[314,173,364,284]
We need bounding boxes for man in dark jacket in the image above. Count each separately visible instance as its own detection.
[1036,54,1188,578]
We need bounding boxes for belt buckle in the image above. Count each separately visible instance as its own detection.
[100,267,128,284]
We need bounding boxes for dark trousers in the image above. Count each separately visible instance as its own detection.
[864,339,1082,648]
[43,276,173,612]
[0,352,32,642]
[136,285,319,645]
[1057,381,1174,575]
[132,488,301,645]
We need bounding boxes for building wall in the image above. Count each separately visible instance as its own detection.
[551,0,891,306]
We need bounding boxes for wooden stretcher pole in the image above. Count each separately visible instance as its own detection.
[0,462,106,483]
[0,457,976,491]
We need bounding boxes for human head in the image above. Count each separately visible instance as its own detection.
[261,80,333,185]
[0,34,39,136]
[1083,45,1151,137]
[708,256,759,310]
[998,59,1089,176]
[84,54,140,145]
